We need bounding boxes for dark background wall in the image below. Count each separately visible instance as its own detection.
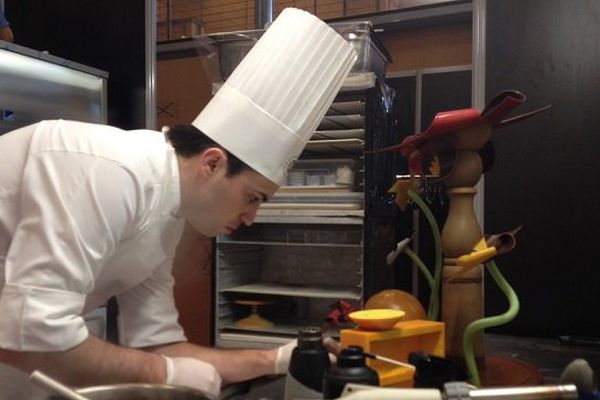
[484,0,600,338]
[4,0,148,130]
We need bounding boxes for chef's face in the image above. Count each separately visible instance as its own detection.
[179,148,278,237]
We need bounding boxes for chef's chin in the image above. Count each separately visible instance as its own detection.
[220,227,234,236]
[187,220,217,237]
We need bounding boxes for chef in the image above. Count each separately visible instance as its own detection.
[0,8,356,399]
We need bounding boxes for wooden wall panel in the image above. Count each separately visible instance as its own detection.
[156,0,383,36]
[380,21,472,72]
[156,56,213,128]
[345,0,380,16]
[315,1,345,20]
[156,0,471,40]
[274,0,314,13]
[157,0,254,37]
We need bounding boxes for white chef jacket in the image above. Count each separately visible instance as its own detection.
[0,119,187,352]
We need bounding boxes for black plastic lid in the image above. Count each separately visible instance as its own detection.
[297,326,324,350]
[337,345,368,368]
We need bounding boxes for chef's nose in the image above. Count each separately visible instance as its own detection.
[240,207,258,226]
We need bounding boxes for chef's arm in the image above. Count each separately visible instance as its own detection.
[0,335,166,387]
[145,341,278,385]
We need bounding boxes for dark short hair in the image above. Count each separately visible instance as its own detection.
[165,124,251,177]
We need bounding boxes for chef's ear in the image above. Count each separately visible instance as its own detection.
[200,147,227,175]
[207,159,217,173]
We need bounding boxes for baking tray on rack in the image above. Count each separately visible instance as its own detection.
[312,129,364,140]
[318,114,364,130]
[220,282,361,299]
[265,191,363,209]
[304,139,364,155]
[327,100,365,115]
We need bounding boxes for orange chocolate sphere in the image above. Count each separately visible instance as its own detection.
[365,289,427,320]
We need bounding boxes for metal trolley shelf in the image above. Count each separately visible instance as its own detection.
[220,283,361,300]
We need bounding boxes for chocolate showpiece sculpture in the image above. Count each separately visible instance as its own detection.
[381,90,550,386]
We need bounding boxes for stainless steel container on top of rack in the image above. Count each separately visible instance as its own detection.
[198,20,391,84]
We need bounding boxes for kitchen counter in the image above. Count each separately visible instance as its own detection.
[484,333,600,385]
[222,333,600,399]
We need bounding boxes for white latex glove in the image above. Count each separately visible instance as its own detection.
[274,339,298,375]
[274,337,339,375]
[323,335,342,357]
[163,355,222,400]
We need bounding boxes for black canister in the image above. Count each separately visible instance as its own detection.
[322,346,379,399]
[284,327,331,400]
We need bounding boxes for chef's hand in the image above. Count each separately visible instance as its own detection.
[163,356,222,400]
[274,336,340,375]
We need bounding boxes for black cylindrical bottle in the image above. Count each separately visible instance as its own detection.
[322,346,379,399]
[284,327,331,400]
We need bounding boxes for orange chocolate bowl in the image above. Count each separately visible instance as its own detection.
[348,309,406,331]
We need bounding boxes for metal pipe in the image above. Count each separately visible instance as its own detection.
[472,0,486,229]
[255,0,273,29]
[146,0,157,130]
[470,384,578,400]
[338,383,579,400]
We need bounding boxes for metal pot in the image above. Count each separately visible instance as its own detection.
[49,383,213,400]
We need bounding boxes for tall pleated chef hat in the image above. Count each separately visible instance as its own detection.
[192,7,357,185]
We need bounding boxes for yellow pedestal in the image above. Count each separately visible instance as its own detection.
[340,319,445,387]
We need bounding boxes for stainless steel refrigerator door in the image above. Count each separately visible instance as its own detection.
[0,44,107,135]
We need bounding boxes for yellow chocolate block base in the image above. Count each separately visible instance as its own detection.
[340,319,445,387]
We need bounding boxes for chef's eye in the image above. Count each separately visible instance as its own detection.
[248,195,261,204]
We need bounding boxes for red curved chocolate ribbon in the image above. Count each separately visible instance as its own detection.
[374,90,550,155]
[373,90,550,178]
